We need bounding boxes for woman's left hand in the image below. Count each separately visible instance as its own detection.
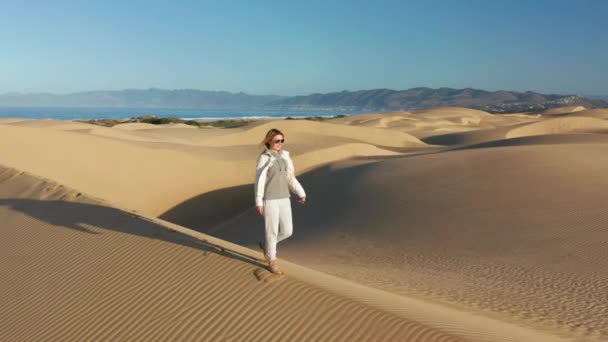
[298,197,306,204]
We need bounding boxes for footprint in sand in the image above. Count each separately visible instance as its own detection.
[254,268,284,283]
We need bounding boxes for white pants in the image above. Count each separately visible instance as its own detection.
[264,198,293,261]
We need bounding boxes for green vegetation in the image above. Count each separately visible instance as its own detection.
[80,114,349,129]
[79,115,200,127]
[140,116,200,126]
[199,119,253,128]
[284,114,347,121]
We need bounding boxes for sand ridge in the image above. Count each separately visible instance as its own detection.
[197,119,426,148]
[542,106,587,115]
[569,108,608,119]
[0,120,412,216]
[506,116,608,138]
[331,107,541,139]
[211,143,608,341]
[0,165,570,341]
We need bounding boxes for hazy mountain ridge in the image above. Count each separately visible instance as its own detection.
[587,95,608,102]
[268,88,608,113]
[0,88,285,108]
[1,87,606,113]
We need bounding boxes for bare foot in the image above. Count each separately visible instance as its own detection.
[268,260,283,275]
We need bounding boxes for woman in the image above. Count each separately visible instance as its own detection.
[255,128,306,275]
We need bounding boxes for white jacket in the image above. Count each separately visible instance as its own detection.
[255,149,306,206]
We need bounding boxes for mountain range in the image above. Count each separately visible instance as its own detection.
[267,88,608,113]
[1,87,606,113]
[0,89,282,108]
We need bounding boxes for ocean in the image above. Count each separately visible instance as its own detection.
[0,107,366,121]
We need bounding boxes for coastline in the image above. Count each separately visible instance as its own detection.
[0,106,363,122]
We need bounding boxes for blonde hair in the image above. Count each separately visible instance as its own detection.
[260,128,285,149]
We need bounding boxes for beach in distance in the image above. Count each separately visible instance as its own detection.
[2,106,608,341]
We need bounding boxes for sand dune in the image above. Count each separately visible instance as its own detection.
[410,108,540,137]
[3,107,608,341]
[3,118,74,127]
[3,118,94,130]
[413,107,496,120]
[0,118,27,124]
[330,107,540,139]
[0,120,411,217]
[449,133,608,150]
[2,165,572,341]
[506,116,608,138]
[284,143,401,172]
[542,106,586,115]
[209,143,608,341]
[113,124,228,145]
[421,124,526,146]
[0,122,238,216]
[539,107,608,120]
[425,114,608,146]
[162,122,199,129]
[88,126,167,142]
[198,120,426,148]
[570,108,608,119]
[0,166,470,342]
[329,111,412,128]
[112,122,199,130]
[113,122,163,130]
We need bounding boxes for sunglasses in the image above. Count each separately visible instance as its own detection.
[273,139,284,144]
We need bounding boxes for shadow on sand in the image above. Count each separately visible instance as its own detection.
[160,184,255,231]
[0,198,265,269]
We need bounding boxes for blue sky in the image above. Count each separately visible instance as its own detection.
[1,0,607,96]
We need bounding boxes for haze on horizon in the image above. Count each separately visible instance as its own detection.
[1,0,607,96]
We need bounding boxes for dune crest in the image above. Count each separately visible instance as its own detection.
[290,143,402,172]
[113,122,162,130]
[210,143,608,341]
[329,111,411,127]
[570,108,608,119]
[413,106,496,119]
[542,106,586,115]
[331,107,541,139]
[0,120,413,216]
[199,120,426,147]
[506,116,608,138]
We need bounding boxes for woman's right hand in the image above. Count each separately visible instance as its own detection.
[256,206,264,216]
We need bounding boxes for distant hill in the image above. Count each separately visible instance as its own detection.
[0,89,285,108]
[2,87,606,113]
[586,95,608,102]
[268,88,608,113]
